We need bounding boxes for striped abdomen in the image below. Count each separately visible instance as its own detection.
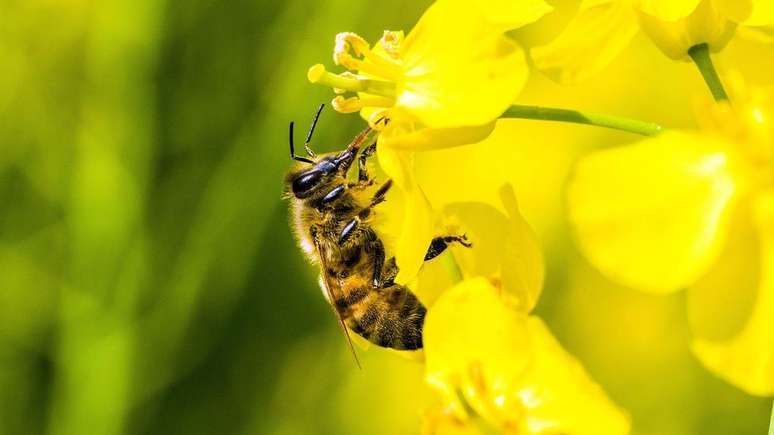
[334,284,426,350]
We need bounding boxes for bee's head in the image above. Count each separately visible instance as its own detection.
[286,104,368,200]
[287,156,343,199]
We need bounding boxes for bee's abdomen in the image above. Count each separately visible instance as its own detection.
[344,285,426,350]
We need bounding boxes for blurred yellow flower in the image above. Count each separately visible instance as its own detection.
[422,277,630,435]
[531,0,774,83]
[567,83,774,394]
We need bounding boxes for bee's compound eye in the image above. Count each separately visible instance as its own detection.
[292,170,322,197]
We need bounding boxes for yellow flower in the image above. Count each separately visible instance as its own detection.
[531,0,774,83]
[308,0,552,150]
[422,277,630,435]
[567,83,774,394]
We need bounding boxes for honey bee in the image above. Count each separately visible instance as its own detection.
[286,104,471,357]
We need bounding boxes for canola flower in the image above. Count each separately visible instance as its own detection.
[567,80,774,395]
[302,0,774,430]
[306,0,541,282]
[531,0,774,84]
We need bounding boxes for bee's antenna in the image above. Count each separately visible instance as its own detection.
[289,121,314,164]
[303,103,325,158]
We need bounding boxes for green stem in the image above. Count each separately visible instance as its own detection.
[501,104,662,136]
[769,399,773,435]
[688,43,729,102]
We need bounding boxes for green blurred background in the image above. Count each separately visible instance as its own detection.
[0,0,771,434]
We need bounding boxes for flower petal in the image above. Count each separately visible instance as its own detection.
[692,191,774,396]
[377,145,435,284]
[513,317,631,435]
[465,0,553,31]
[567,132,738,292]
[637,0,737,59]
[737,24,774,43]
[715,0,754,23]
[530,0,638,84]
[746,0,774,25]
[688,201,760,342]
[378,120,496,151]
[636,0,702,21]
[398,1,530,128]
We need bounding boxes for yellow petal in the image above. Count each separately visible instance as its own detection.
[746,0,774,25]
[513,317,631,435]
[377,145,435,284]
[378,120,496,151]
[398,0,530,128]
[692,191,774,395]
[500,185,545,313]
[636,0,702,21]
[465,0,553,31]
[688,200,760,342]
[531,0,638,84]
[636,0,737,59]
[737,24,774,43]
[567,132,738,292]
[715,0,753,23]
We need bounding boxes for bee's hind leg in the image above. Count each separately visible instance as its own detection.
[379,257,398,287]
[369,236,386,288]
[424,235,472,262]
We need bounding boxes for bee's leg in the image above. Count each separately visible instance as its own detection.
[338,217,360,245]
[358,142,378,183]
[379,257,398,287]
[356,179,394,221]
[369,178,392,207]
[424,235,472,262]
[370,237,386,288]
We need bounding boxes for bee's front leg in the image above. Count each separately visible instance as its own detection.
[424,235,472,262]
[357,142,377,184]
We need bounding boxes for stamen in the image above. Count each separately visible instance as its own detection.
[332,32,403,81]
[331,96,363,113]
[308,64,397,99]
[380,30,403,60]
[366,108,391,130]
[331,95,396,115]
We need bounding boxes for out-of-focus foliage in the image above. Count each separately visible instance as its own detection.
[0,1,771,435]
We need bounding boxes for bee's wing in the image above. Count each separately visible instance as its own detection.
[313,239,362,369]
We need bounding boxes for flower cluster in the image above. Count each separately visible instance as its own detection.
[303,0,774,433]
[567,81,774,395]
[532,0,774,83]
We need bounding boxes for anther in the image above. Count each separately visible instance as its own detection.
[380,30,403,60]
[332,96,364,113]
